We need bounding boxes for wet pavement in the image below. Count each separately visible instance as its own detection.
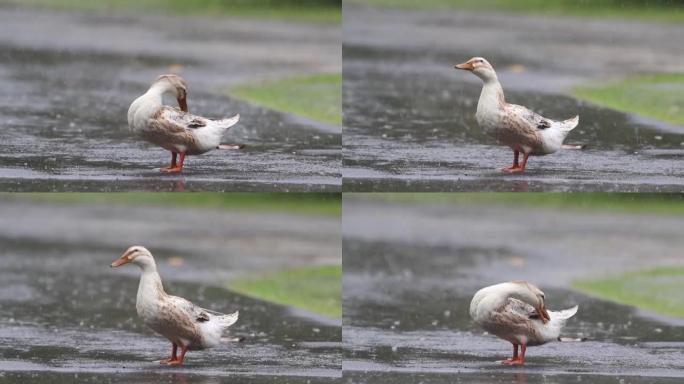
[0,6,341,192]
[343,4,684,192]
[0,198,341,383]
[342,196,684,383]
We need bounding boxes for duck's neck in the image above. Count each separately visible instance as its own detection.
[136,264,166,308]
[479,78,505,107]
[475,282,531,317]
[141,83,168,106]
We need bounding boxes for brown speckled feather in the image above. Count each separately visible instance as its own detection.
[486,298,544,345]
[499,104,545,153]
[152,294,209,348]
[506,104,551,130]
[141,106,200,152]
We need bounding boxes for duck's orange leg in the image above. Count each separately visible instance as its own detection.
[502,343,519,364]
[503,152,529,174]
[502,151,520,172]
[160,152,178,172]
[159,343,178,364]
[160,152,186,173]
[165,345,189,366]
[503,344,526,365]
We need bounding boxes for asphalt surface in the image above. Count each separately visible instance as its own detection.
[0,5,341,191]
[342,196,684,383]
[0,198,342,383]
[343,4,684,192]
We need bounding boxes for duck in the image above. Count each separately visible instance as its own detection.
[111,246,239,366]
[127,74,240,173]
[455,57,579,173]
[469,281,578,365]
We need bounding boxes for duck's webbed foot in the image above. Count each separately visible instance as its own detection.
[160,166,183,173]
[502,358,525,366]
[159,343,178,364]
[502,166,524,173]
[501,151,529,174]
[162,345,189,366]
[501,344,526,366]
[160,152,186,173]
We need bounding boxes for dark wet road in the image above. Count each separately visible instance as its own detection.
[343,4,684,192]
[0,198,341,383]
[342,196,684,383]
[0,6,341,192]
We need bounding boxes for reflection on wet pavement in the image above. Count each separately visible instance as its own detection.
[343,5,684,192]
[342,197,684,382]
[0,199,341,383]
[0,7,341,192]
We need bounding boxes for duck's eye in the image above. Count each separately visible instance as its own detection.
[478,60,484,63]
[541,294,545,300]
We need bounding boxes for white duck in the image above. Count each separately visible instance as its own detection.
[111,246,239,365]
[469,281,578,365]
[455,57,579,173]
[127,74,240,173]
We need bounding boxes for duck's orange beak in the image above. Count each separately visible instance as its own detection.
[177,95,188,113]
[110,250,132,268]
[537,301,551,323]
[455,61,473,71]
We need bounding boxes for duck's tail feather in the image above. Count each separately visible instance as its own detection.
[214,114,240,130]
[538,305,578,342]
[203,308,239,328]
[218,310,239,328]
[551,305,578,321]
[558,115,579,133]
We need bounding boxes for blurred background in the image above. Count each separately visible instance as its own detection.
[343,193,684,383]
[343,0,684,192]
[0,0,341,192]
[0,193,341,383]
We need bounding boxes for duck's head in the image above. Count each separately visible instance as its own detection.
[153,74,188,112]
[455,57,497,82]
[111,245,156,269]
[510,281,551,323]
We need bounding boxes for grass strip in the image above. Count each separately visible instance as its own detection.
[573,73,684,127]
[229,265,342,318]
[351,0,684,23]
[232,73,342,126]
[574,267,684,319]
[359,193,684,216]
[5,192,341,217]
[1,0,341,23]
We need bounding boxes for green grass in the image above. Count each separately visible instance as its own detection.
[229,265,341,318]
[5,193,341,217]
[573,73,684,127]
[574,267,684,319]
[362,193,684,216]
[232,73,341,126]
[2,0,341,23]
[352,0,684,23]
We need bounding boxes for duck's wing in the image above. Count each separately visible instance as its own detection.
[145,107,210,148]
[162,107,210,129]
[487,298,541,335]
[504,297,544,321]
[506,103,552,130]
[153,106,209,131]
[166,295,238,326]
[166,295,214,324]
